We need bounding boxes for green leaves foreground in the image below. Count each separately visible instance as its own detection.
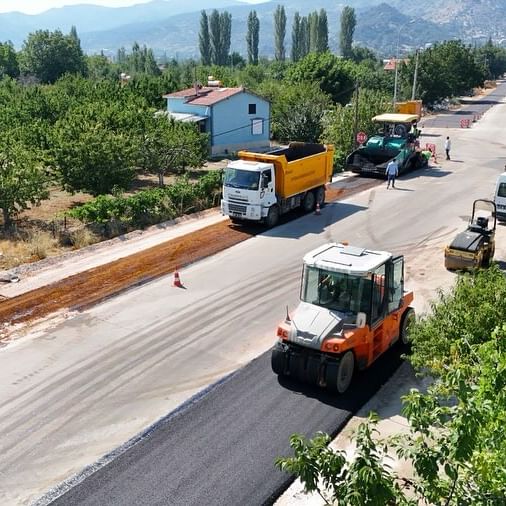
[277,266,506,505]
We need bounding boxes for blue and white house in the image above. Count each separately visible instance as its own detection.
[163,82,270,155]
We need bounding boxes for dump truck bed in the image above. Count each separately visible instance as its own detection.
[237,143,334,198]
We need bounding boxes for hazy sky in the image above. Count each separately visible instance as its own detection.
[0,0,265,15]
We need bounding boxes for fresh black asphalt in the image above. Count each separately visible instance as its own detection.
[50,346,406,506]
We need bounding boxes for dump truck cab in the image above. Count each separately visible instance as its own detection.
[445,199,497,270]
[346,113,426,176]
[222,159,277,222]
[271,243,414,393]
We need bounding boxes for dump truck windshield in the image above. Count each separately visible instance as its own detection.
[301,266,372,316]
[223,168,260,190]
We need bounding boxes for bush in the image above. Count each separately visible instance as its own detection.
[66,170,222,230]
[28,230,55,260]
[67,228,99,249]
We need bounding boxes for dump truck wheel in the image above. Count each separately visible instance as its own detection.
[302,191,316,212]
[265,205,279,228]
[326,352,354,393]
[271,344,287,375]
[400,308,415,346]
[315,187,325,207]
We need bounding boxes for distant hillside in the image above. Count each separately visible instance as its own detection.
[391,0,506,40]
[1,0,505,58]
[79,0,459,59]
[354,3,459,55]
[0,0,243,47]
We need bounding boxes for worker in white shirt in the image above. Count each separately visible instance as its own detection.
[385,159,399,189]
[444,136,451,160]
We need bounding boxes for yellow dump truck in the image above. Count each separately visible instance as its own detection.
[221,142,334,227]
[395,100,422,119]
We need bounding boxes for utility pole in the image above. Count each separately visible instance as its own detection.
[353,80,360,149]
[411,49,419,101]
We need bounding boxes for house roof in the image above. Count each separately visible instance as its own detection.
[163,86,245,106]
[383,58,410,70]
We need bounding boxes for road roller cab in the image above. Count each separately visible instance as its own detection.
[271,243,414,393]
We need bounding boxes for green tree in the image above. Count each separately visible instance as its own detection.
[476,38,506,80]
[308,11,318,54]
[274,5,286,62]
[0,41,20,79]
[340,6,356,59]
[291,12,301,62]
[287,52,355,104]
[0,136,50,230]
[219,11,232,66]
[350,46,378,65]
[51,106,137,196]
[299,17,309,59]
[209,10,221,65]
[69,25,80,46]
[404,40,486,105]
[199,10,211,66]
[130,73,178,108]
[246,10,260,65]
[140,117,208,186]
[257,81,331,142]
[21,29,87,84]
[317,9,329,53]
[86,53,118,80]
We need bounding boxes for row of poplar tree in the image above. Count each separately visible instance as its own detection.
[198,6,357,66]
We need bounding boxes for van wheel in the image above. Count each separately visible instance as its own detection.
[265,205,279,228]
[302,191,316,212]
[400,308,415,346]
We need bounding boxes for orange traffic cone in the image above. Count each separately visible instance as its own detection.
[315,202,321,215]
[173,267,184,288]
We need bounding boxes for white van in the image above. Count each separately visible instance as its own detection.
[495,172,506,221]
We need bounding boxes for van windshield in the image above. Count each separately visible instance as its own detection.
[223,168,259,190]
[498,182,506,198]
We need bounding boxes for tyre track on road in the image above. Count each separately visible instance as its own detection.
[0,267,301,469]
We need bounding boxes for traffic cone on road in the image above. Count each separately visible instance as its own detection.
[315,202,321,215]
[173,267,184,288]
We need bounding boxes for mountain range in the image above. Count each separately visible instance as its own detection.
[1,0,505,59]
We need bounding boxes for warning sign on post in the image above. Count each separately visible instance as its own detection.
[356,131,368,144]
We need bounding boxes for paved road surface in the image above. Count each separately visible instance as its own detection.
[1,84,506,506]
[420,80,506,129]
[50,349,406,506]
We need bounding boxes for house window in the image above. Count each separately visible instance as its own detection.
[248,103,256,114]
[251,118,263,135]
